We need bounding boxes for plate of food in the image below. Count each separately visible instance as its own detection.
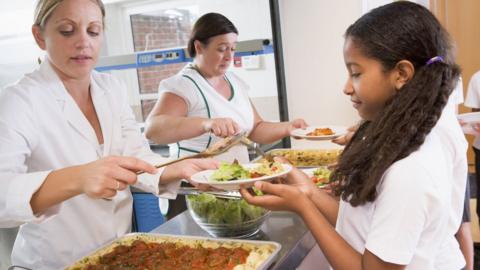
[291,125,347,140]
[191,160,292,191]
[255,148,342,167]
[457,112,480,135]
[302,166,333,188]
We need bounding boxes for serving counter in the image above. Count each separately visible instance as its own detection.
[150,211,317,269]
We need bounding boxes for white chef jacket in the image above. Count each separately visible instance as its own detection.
[336,129,459,269]
[158,64,254,163]
[0,59,180,269]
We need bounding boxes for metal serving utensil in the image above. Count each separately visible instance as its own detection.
[239,136,274,162]
[136,132,247,175]
[177,187,242,200]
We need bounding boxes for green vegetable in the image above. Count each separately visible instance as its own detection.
[187,194,267,225]
[313,167,331,179]
[210,162,250,181]
[240,199,265,220]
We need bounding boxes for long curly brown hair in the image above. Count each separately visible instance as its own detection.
[331,2,461,206]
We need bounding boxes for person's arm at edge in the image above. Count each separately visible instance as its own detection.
[285,167,340,225]
[31,156,157,215]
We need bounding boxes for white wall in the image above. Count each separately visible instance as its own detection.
[279,0,362,130]
[0,5,44,89]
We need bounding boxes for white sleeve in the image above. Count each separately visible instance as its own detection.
[158,76,200,113]
[0,87,60,227]
[465,72,480,109]
[453,77,464,105]
[115,78,180,199]
[364,163,432,264]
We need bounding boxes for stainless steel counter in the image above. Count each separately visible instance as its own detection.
[151,211,316,269]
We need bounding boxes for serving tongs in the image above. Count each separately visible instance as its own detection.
[178,187,242,200]
[239,137,275,162]
[136,132,247,175]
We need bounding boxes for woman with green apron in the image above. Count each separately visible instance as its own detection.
[145,13,307,216]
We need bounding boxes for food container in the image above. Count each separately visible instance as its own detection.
[255,148,342,167]
[186,194,270,238]
[66,233,281,270]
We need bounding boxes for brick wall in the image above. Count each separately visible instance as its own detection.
[141,99,157,121]
[130,12,192,120]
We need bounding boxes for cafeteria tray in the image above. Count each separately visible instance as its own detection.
[66,233,281,270]
[253,148,342,168]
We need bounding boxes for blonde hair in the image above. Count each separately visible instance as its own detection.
[34,0,105,29]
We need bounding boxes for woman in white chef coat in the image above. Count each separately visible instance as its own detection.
[144,13,307,163]
[0,0,217,269]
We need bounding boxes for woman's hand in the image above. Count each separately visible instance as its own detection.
[473,122,480,134]
[202,118,241,138]
[161,158,219,188]
[287,118,308,138]
[459,119,480,136]
[240,181,311,214]
[77,156,158,199]
[332,123,358,145]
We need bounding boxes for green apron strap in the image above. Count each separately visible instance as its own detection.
[176,142,201,158]
[224,74,235,101]
[178,74,213,156]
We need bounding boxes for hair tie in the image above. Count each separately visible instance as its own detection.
[425,56,444,66]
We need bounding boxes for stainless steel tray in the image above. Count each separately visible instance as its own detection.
[66,233,281,270]
[252,148,342,168]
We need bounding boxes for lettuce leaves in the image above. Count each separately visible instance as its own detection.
[187,194,266,225]
[210,162,250,181]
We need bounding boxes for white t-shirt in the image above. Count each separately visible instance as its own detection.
[158,64,254,162]
[445,77,464,114]
[432,79,468,270]
[300,81,467,270]
[335,129,463,269]
[464,71,480,148]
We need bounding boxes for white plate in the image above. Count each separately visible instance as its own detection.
[191,163,292,191]
[291,125,347,140]
[301,168,317,176]
[457,112,480,135]
[301,167,330,188]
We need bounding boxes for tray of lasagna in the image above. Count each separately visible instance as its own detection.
[255,148,342,167]
[66,233,281,270]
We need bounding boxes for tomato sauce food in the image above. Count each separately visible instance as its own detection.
[84,240,250,270]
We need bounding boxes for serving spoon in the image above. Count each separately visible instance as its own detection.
[136,132,247,175]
